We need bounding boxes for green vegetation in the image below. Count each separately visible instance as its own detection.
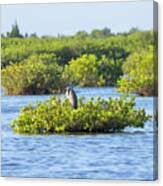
[117,46,157,96]
[6,22,23,38]
[2,55,67,95]
[11,96,150,134]
[1,23,156,95]
[63,54,122,86]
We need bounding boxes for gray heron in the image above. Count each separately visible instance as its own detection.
[66,87,78,109]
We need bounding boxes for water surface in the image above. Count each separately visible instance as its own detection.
[1,87,157,180]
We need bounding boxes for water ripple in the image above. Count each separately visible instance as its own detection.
[1,87,156,180]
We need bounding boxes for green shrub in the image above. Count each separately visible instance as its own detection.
[2,55,67,95]
[63,54,99,86]
[63,54,122,87]
[117,46,157,96]
[11,96,150,135]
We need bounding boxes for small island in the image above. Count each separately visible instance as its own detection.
[11,96,150,135]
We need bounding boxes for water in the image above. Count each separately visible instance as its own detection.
[1,87,157,180]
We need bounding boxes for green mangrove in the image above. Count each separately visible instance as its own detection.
[11,96,150,135]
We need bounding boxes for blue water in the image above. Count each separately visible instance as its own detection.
[1,87,157,180]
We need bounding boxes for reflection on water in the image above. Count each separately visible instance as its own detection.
[1,87,157,180]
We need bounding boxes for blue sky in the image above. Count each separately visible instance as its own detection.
[1,0,153,36]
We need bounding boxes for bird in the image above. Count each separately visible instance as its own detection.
[66,87,78,109]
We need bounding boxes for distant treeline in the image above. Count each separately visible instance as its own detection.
[1,22,142,39]
[1,23,157,96]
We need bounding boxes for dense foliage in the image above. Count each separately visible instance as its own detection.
[11,96,150,134]
[2,55,67,95]
[1,30,153,68]
[117,46,157,96]
[63,54,122,86]
[1,27,156,95]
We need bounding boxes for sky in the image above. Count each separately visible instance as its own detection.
[1,0,153,36]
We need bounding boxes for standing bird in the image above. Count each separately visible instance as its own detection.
[66,87,78,109]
